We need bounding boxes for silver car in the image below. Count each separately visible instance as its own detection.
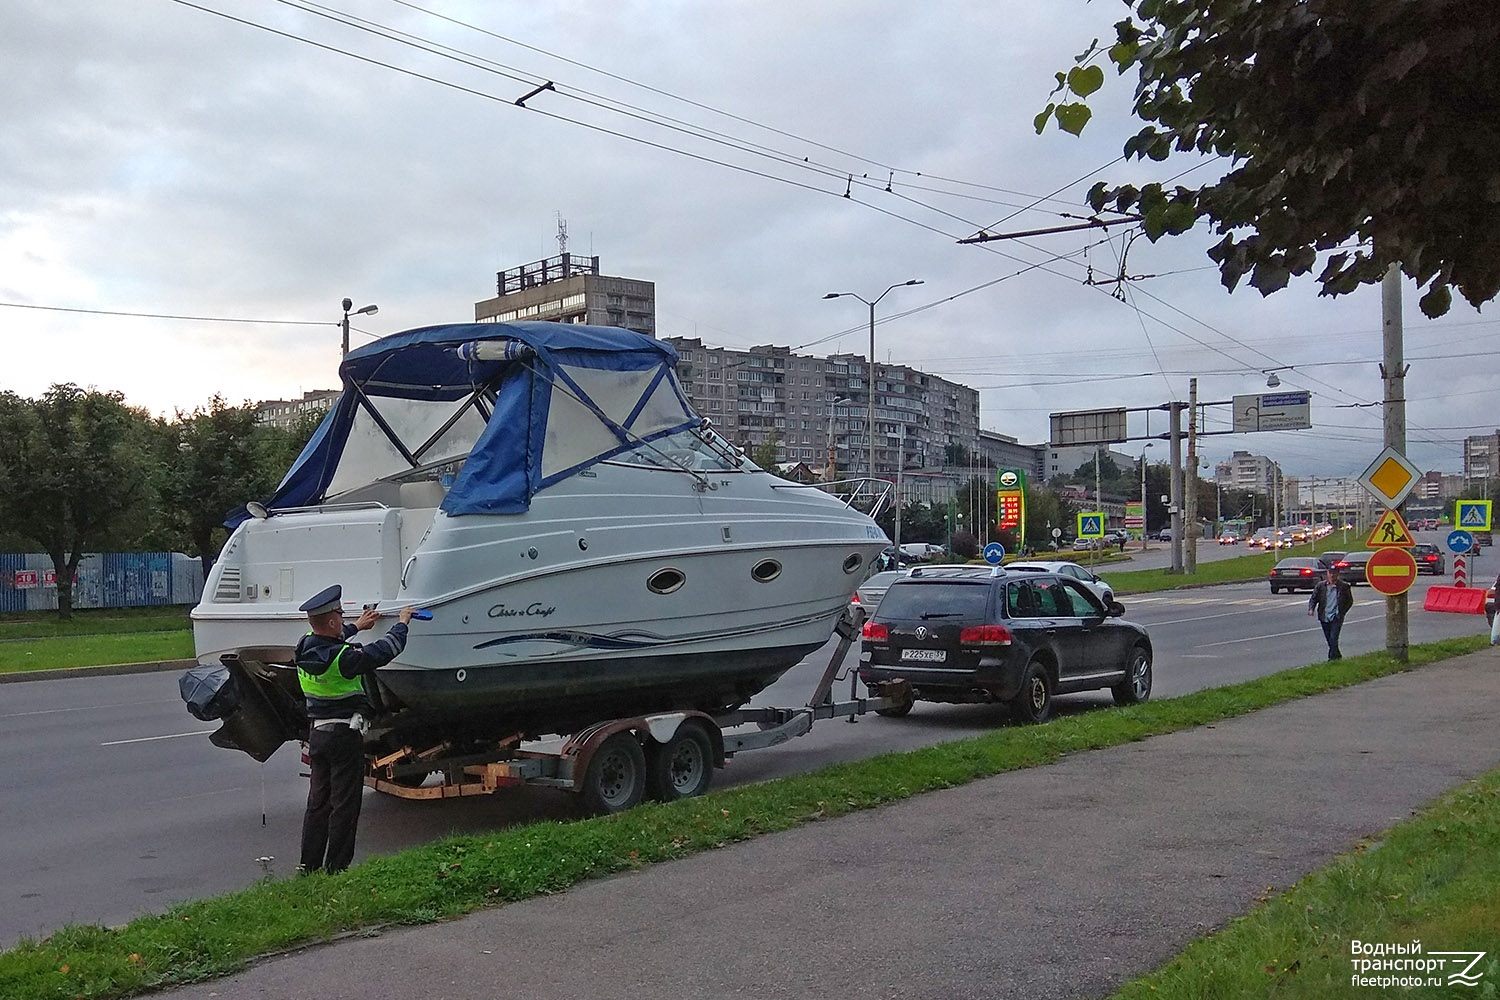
[1003,560,1114,604]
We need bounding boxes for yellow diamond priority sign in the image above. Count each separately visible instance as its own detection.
[1357,447,1422,510]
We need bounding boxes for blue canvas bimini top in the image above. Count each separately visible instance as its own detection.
[230,322,699,526]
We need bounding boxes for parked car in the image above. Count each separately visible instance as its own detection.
[1334,550,1374,585]
[899,542,948,562]
[1004,560,1115,604]
[1268,556,1325,594]
[850,570,904,615]
[1412,543,1446,575]
[859,567,1152,722]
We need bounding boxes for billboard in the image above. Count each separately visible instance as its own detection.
[1232,391,1311,432]
[1049,407,1127,446]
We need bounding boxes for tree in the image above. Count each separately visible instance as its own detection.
[1038,0,1500,317]
[158,396,287,576]
[749,431,782,472]
[0,385,154,619]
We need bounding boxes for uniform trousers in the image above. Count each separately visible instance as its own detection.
[300,724,365,873]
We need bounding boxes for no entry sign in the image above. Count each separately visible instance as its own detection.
[1366,547,1418,596]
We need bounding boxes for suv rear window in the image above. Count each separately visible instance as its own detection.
[875,581,990,620]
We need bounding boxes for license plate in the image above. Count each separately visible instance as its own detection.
[901,648,947,662]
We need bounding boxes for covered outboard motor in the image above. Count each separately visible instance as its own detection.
[179,665,240,721]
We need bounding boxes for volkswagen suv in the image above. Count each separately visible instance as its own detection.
[858,566,1152,724]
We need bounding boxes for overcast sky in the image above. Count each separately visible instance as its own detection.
[3,0,1493,481]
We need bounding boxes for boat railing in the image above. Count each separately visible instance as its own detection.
[796,477,894,518]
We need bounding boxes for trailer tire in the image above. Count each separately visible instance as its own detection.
[579,732,646,815]
[645,721,714,802]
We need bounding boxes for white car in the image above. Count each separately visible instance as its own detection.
[1003,560,1115,605]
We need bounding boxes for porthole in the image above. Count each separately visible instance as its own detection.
[751,559,782,583]
[842,553,864,574]
[648,567,686,595]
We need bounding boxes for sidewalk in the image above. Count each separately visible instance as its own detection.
[156,648,1500,1000]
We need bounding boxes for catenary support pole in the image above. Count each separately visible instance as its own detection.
[1169,401,1184,573]
[1185,378,1198,574]
[1382,263,1409,662]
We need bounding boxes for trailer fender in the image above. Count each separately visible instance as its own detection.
[563,711,724,785]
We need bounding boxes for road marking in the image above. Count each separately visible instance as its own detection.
[101,729,215,746]
[1195,612,1383,647]
[0,699,165,720]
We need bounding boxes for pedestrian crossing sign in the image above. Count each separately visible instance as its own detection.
[1364,509,1414,548]
[1077,513,1104,538]
[1456,500,1492,531]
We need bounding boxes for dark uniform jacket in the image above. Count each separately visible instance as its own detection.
[295,622,409,720]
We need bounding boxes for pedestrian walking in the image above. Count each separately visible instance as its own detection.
[295,585,415,874]
[1307,564,1354,660]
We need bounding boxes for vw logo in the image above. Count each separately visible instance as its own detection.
[915,626,930,640]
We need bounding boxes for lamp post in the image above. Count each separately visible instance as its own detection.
[1140,443,1154,551]
[341,297,379,357]
[823,279,923,479]
[824,396,853,481]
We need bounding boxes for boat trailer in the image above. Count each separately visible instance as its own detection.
[360,608,912,815]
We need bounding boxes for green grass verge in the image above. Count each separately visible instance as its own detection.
[0,634,194,673]
[1108,538,1351,594]
[0,633,1487,1000]
[1109,769,1500,999]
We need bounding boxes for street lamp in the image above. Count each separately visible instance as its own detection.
[824,397,853,481]
[1140,443,1154,551]
[341,297,379,357]
[823,279,923,478]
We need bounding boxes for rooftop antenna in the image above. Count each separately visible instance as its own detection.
[556,213,568,255]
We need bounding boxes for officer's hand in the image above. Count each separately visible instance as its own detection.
[1307,607,1314,617]
[398,606,415,625]
[353,608,381,632]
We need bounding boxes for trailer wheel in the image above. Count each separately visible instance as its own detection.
[645,721,713,802]
[579,732,646,815]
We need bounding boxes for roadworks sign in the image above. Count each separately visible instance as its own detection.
[1364,509,1415,548]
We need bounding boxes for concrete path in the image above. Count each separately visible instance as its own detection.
[156,648,1500,1000]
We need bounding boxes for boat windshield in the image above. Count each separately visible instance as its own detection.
[612,426,748,473]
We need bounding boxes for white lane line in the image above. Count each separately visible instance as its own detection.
[0,699,167,720]
[102,729,215,746]
[1195,612,1383,647]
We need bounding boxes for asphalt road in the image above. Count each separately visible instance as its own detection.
[1,543,1489,948]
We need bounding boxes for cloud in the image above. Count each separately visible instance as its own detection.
[2,0,1493,479]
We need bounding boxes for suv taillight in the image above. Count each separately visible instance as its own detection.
[862,622,889,641]
[959,624,1012,646]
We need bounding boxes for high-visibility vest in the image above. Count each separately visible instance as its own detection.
[297,637,362,700]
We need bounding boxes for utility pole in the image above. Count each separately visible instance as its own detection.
[1184,378,1199,574]
[1382,263,1409,662]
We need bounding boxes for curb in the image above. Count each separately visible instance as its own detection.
[0,658,196,684]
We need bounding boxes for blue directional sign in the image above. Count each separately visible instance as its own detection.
[983,542,1006,565]
[1447,530,1474,554]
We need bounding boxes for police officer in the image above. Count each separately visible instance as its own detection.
[295,585,415,874]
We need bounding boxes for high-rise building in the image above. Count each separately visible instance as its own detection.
[1463,430,1500,486]
[474,253,655,336]
[663,337,983,479]
[256,389,340,430]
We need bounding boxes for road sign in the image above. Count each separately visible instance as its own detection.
[1447,530,1475,554]
[1366,547,1418,596]
[1356,447,1422,510]
[1456,500,1493,531]
[1454,554,1468,588]
[1077,513,1104,538]
[1231,391,1312,432]
[1049,408,1126,446]
[1364,509,1414,548]
[983,542,1006,565]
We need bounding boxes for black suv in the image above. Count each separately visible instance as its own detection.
[859,566,1152,723]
